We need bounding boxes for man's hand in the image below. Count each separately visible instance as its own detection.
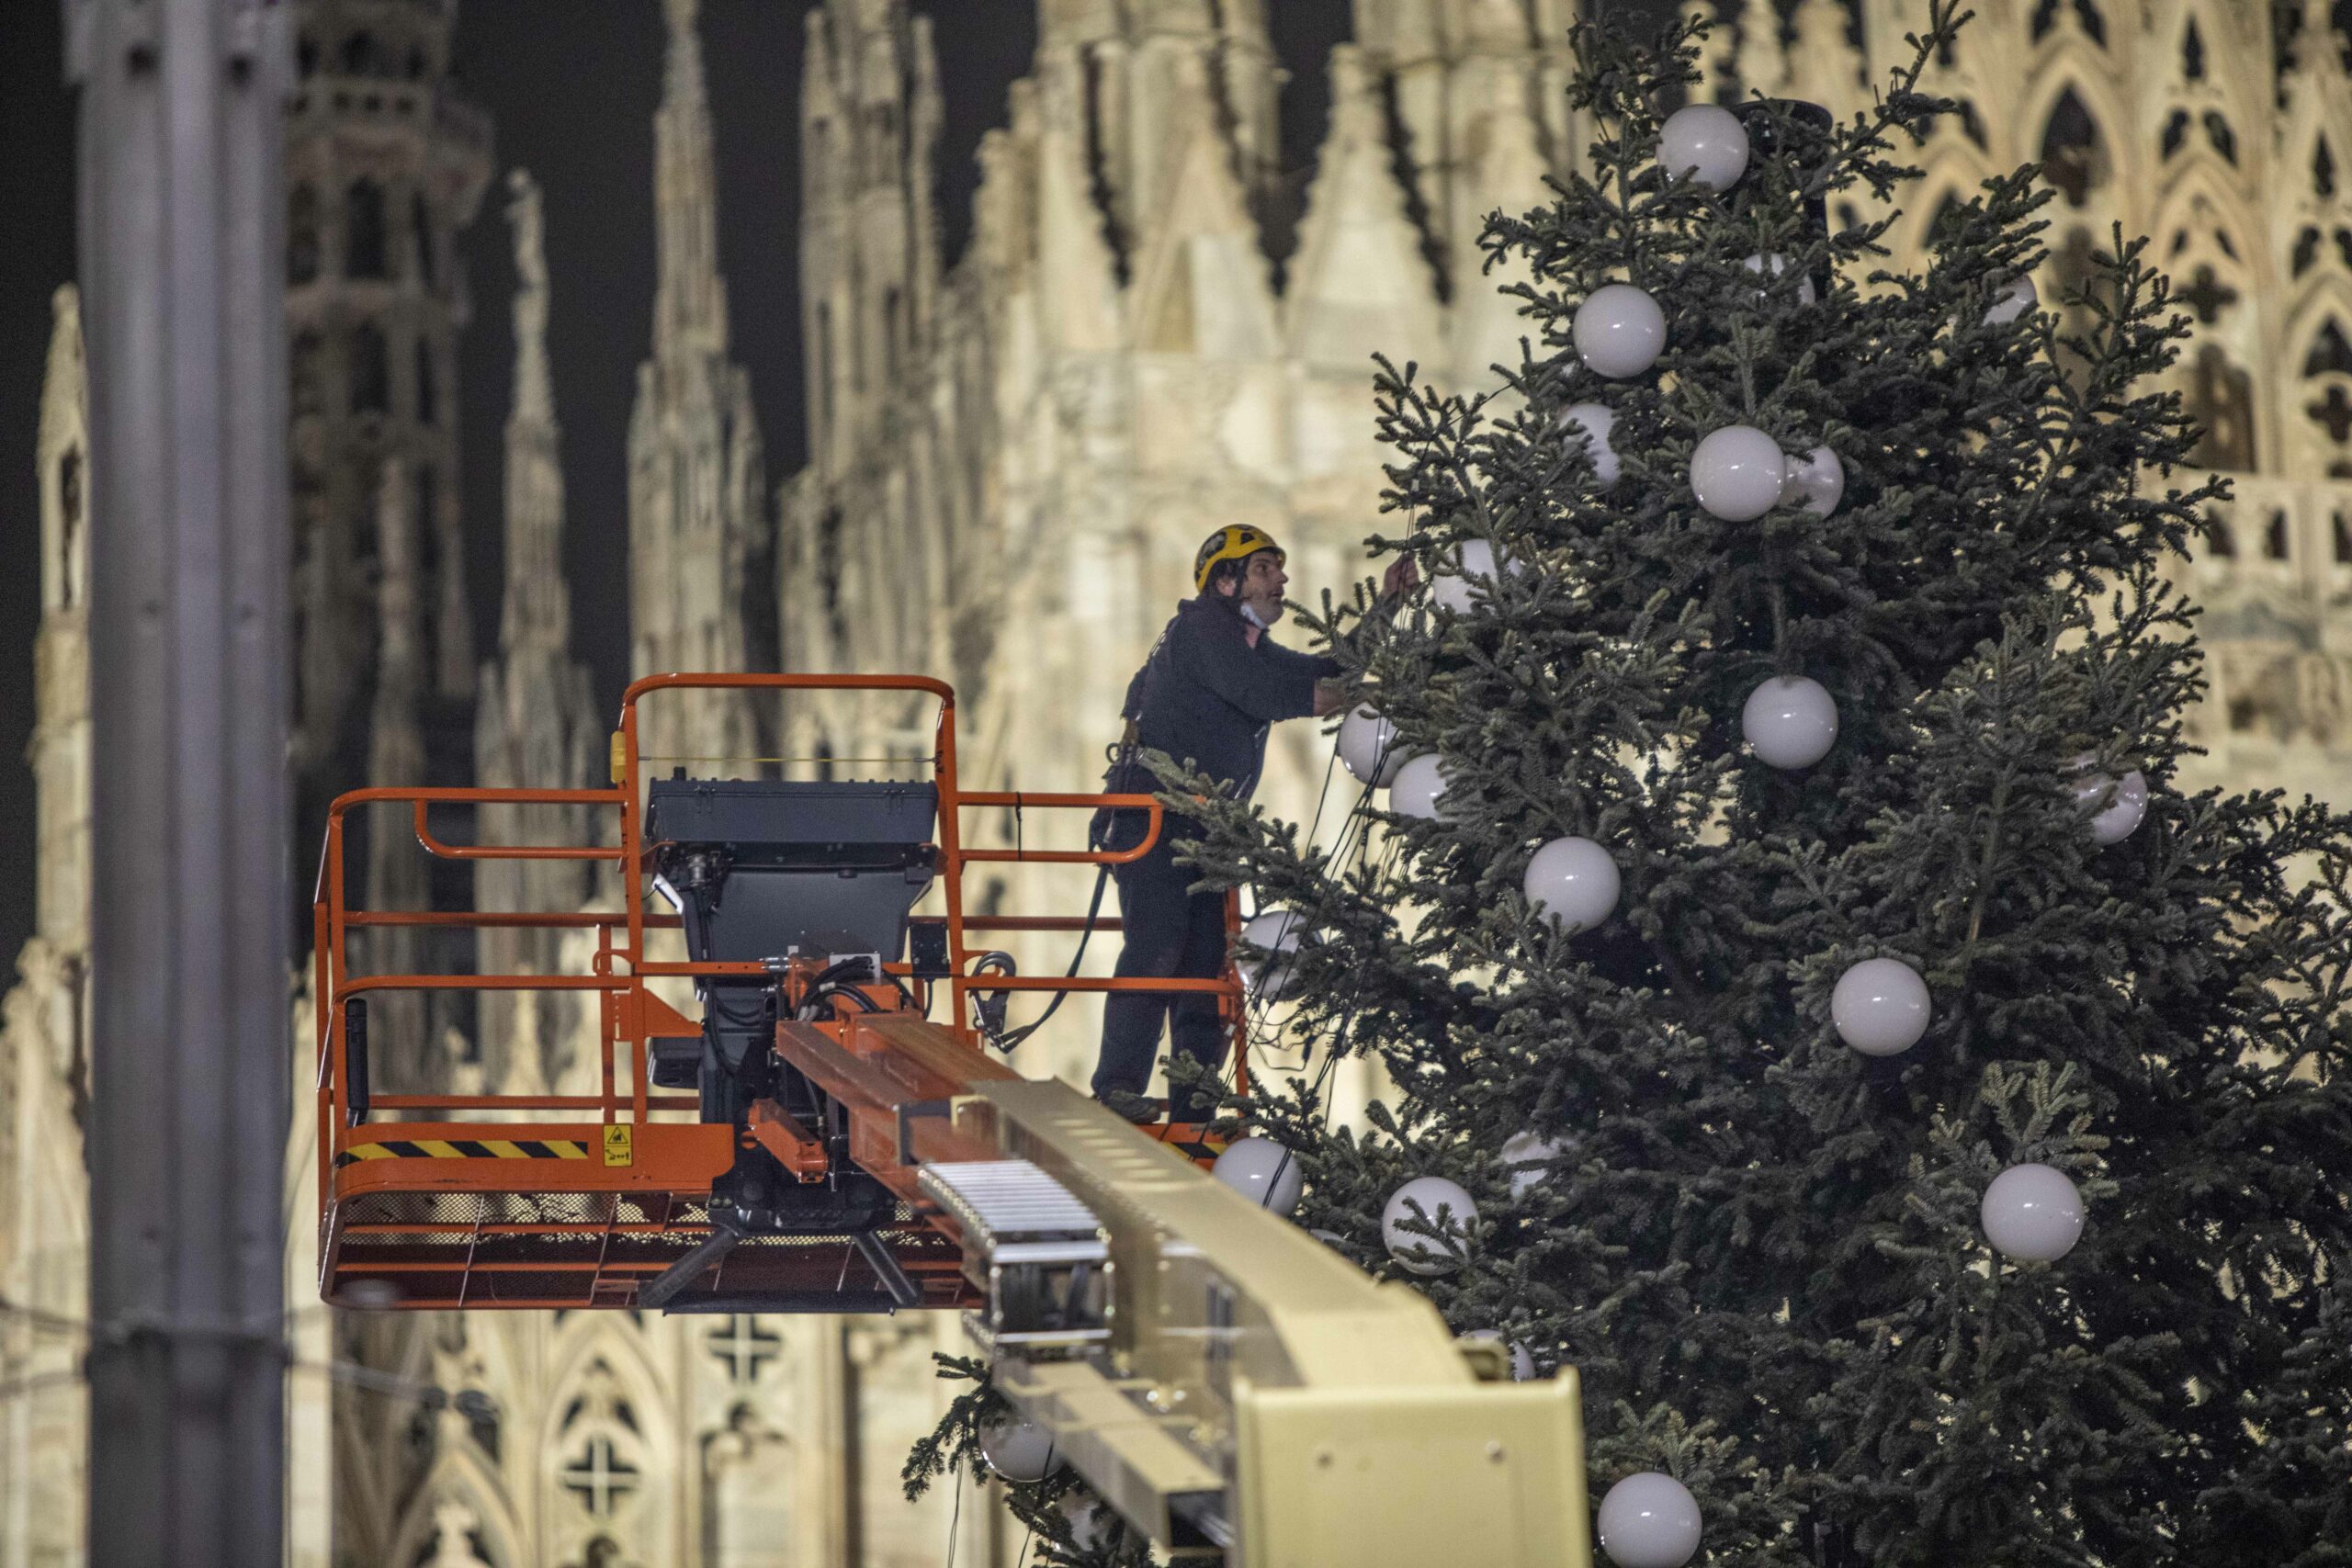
[1381,556,1421,599]
[1313,680,1346,718]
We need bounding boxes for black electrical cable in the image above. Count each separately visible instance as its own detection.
[986,856,1114,1053]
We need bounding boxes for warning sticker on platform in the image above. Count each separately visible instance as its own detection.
[602,1125,634,1167]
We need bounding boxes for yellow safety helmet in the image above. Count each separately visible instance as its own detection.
[1193,524,1285,593]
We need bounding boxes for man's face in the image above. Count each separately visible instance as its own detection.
[1237,549,1288,625]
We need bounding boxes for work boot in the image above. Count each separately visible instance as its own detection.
[1097,1090,1163,1125]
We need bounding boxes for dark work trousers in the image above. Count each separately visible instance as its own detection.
[1092,811,1230,1122]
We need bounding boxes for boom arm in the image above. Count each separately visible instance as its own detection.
[770,1013,1594,1568]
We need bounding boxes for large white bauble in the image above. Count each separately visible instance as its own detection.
[978,1416,1062,1483]
[1523,836,1621,934]
[1985,274,2038,326]
[1430,538,1509,615]
[1499,1131,1567,1200]
[1780,445,1845,517]
[1559,401,1621,486]
[1462,1328,1537,1382]
[1237,908,1311,1001]
[1742,253,1818,306]
[1690,425,1788,522]
[1059,1490,1117,1553]
[1597,1472,1703,1568]
[1213,1135,1305,1216]
[1657,103,1749,191]
[1389,753,1450,822]
[2073,767,2148,846]
[1574,284,1667,379]
[1382,1176,1477,1275]
[1981,1163,2086,1262]
[1741,676,1839,770]
[1830,956,1932,1056]
[1339,705,1408,786]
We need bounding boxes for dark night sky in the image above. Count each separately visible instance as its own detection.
[0,0,1676,968]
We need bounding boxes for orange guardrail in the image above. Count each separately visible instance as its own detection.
[312,671,1252,1239]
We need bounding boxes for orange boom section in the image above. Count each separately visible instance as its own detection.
[314,673,1243,1313]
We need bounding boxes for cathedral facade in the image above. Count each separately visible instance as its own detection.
[5,1,2349,1565]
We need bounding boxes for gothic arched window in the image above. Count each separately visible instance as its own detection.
[2303,321,2352,478]
[1925,192,1967,249]
[2315,138,2337,197]
[2204,112,2238,165]
[414,338,436,426]
[340,30,382,76]
[346,179,390,279]
[2162,110,2188,160]
[350,323,390,416]
[288,184,321,285]
[291,329,326,416]
[414,463,442,682]
[2187,344,2256,471]
[2293,227,2321,276]
[2180,18,2206,79]
[2040,88,2106,207]
[814,302,834,440]
[412,191,436,286]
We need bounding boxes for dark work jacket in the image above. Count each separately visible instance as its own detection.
[1106,593,1342,808]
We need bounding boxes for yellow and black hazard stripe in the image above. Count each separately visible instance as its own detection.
[336,1137,591,1168]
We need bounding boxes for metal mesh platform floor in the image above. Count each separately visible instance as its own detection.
[325,1190,975,1312]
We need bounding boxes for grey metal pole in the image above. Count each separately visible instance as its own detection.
[68,1,292,1563]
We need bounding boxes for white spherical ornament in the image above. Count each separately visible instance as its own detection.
[1237,908,1311,1002]
[1830,956,1931,1057]
[1338,705,1408,786]
[1462,1329,1537,1382]
[1597,1472,1702,1568]
[1213,1135,1305,1216]
[1741,676,1839,770]
[1981,1163,2086,1262]
[978,1415,1061,1483]
[1657,104,1749,192]
[1523,836,1621,934]
[1780,445,1845,517]
[1499,1131,1567,1200]
[1741,253,1817,306]
[1690,425,1788,522]
[1559,401,1621,486]
[1382,1176,1477,1275]
[1985,274,2038,327]
[2073,767,2147,846]
[1574,284,1667,379]
[1389,753,1450,822]
[1431,538,1509,615]
[1060,1489,1118,1552]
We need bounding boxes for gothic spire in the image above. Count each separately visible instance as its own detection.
[501,168,569,654]
[654,0,729,366]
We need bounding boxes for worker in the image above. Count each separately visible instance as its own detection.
[1092,525,1414,1123]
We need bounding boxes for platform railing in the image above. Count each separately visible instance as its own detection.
[312,671,1253,1224]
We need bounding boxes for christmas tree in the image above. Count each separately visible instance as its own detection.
[910,8,2352,1563]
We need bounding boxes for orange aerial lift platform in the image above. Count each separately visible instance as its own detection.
[314,672,1592,1567]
